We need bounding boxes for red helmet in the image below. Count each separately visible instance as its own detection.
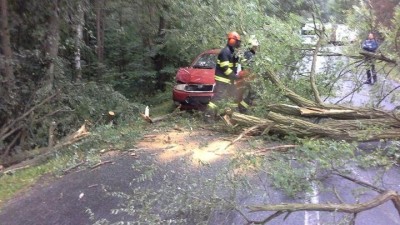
[227,31,241,46]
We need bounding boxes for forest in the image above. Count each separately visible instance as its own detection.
[1,0,400,224]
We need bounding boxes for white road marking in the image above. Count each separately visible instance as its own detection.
[304,180,320,225]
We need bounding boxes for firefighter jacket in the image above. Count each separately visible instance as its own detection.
[215,45,239,84]
[242,49,256,68]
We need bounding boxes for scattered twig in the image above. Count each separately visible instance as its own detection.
[247,211,285,225]
[248,145,297,155]
[333,172,385,193]
[143,135,157,138]
[376,85,400,108]
[2,123,89,173]
[173,125,183,131]
[90,160,114,170]
[221,125,261,151]
[62,162,84,174]
[140,113,153,123]
[248,190,400,214]
[350,213,357,225]
[3,165,31,175]
[2,132,21,158]
[0,124,23,143]
[333,186,345,204]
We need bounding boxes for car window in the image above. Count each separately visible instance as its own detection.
[192,53,217,69]
[301,29,316,35]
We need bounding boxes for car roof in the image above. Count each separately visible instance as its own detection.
[189,49,220,67]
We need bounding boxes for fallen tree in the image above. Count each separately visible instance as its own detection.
[0,122,90,175]
[229,109,400,141]
[242,171,400,225]
[225,62,400,141]
[245,190,400,224]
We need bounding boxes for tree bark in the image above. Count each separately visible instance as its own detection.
[0,0,15,96]
[0,0,13,79]
[359,51,397,64]
[153,3,168,91]
[267,104,392,120]
[248,190,400,216]
[74,0,85,81]
[229,108,400,141]
[263,68,323,108]
[95,0,105,62]
[2,123,89,171]
[45,0,61,89]
[310,35,323,104]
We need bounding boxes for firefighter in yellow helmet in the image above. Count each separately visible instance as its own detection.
[236,35,259,113]
[206,31,242,118]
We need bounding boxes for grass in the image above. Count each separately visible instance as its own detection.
[0,125,143,209]
[0,92,177,210]
[0,156,70,208]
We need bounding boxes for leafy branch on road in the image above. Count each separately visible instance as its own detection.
[244,171,400,224]
[246,190,400,224]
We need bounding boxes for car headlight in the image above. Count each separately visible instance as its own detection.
[174,84,187,91]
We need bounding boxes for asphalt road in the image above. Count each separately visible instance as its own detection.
[2,149,399,225]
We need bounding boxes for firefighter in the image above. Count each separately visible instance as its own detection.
[206,31,243,118]
[236,35,259,113]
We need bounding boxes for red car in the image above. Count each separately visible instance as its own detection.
[173,49,220,110]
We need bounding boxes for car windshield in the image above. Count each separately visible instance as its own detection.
[192,53,217,69]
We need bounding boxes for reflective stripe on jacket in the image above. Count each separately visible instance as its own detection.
[215,45,239,84]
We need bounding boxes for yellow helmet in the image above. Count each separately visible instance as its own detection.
[247,35,259,48]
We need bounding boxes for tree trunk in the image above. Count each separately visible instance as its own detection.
[229,107,400,141]
[95,0,105,62]
[45,0,61,89]
[0,0,15,95]
[264,68,323,108]
[310,35,323,104]
[153,4,168,91]
[267,104,391,120]
[359,51,397,64]
[74,0,85,81]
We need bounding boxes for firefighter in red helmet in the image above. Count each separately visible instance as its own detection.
[206,31,243,119]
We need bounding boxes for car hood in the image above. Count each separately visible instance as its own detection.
[176,67,215,84]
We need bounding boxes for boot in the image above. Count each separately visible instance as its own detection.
[372,74,377,84]
[364,71,372,84]
[363,80,372,84]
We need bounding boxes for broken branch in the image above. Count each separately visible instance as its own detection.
[248,190,400,215]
